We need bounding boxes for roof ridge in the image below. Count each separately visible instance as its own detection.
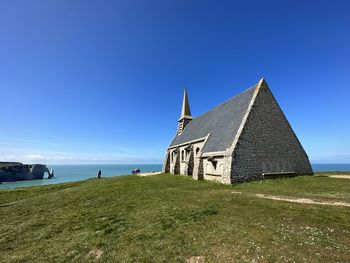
[225,79,265,154]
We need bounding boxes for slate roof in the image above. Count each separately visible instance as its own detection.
[169,84,257,153]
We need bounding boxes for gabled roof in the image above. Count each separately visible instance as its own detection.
[169,83,258,153]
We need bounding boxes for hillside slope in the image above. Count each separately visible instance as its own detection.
[0,174,349,262]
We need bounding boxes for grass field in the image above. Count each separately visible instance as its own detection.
[0,174,349,262]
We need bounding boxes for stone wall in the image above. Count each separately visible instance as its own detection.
[186,149,194,176]
[231,83,313,182]
[169,150,175,173]
[166,140,207,179]
[163,153,170,173]
[203,157,224,182]
[174,151,180,174]
[219,156,233,184]
[179,148,187,175]
[191,141,206,180]
[193,157,204,180]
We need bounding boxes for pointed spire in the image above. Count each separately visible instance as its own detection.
[177,85,193,135]
[179,86,193,121]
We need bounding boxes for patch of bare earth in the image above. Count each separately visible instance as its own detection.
[87,248,103,260]
[137,172,162,177]
[319,175,350,179]
[186,256,205,263]
[231,192,350,207]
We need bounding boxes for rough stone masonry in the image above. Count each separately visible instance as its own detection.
[162,78,313,184]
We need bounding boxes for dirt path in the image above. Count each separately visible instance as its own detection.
[137,172,162,177]
[231,191,350,207]
[317,174,350,179]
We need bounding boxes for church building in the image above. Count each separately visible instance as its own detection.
[162,79,313,184]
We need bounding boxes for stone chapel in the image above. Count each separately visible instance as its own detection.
[162,79,313,184]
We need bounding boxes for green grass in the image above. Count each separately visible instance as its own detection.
[234,175,350,202]
[1,174,350,262]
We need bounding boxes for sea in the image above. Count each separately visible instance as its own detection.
[0,163,349,190]
[0,164,162,190]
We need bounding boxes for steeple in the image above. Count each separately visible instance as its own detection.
[177,86,193,135]
[179,87,192,121]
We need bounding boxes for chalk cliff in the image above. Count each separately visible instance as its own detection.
[0,162,50,182]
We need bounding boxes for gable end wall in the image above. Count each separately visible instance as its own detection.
[231,84,313,182]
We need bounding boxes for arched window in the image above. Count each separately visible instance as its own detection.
[212,161,217,170]
[181,150,185,162]
[196,147,200,156]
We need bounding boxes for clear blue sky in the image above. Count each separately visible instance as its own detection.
[0,0,349,164]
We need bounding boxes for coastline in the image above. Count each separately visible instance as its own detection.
[0,164,163,190]
[1,169,350,191]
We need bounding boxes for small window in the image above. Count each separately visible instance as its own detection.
[181,150,184,162]
[196,147,200,156]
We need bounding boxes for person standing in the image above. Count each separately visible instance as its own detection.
[97,170,101,179]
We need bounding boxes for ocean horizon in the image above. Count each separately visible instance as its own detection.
[0,163,349,190]
[0,164,162,190]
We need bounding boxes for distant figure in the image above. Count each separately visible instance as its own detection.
[132,169,141,175]
[97,170,101,179]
